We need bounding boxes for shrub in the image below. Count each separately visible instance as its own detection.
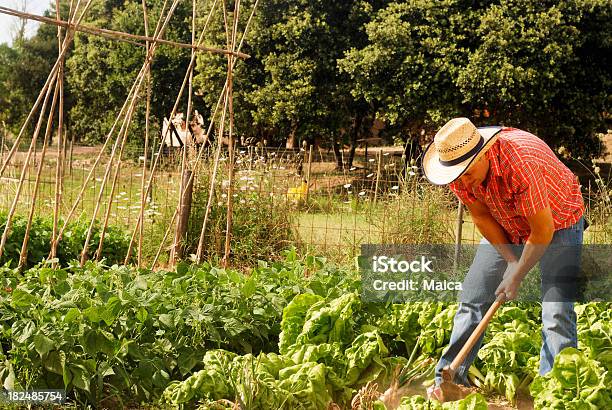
[0,212,130,268]
[173,164,297,266]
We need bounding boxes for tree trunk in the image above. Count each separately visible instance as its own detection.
[333,138,343,170]
[347,112,363,169]
[286,125,297,149]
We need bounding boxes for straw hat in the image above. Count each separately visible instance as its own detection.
[422,118,502,185]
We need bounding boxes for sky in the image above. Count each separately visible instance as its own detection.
[0,0,51,45]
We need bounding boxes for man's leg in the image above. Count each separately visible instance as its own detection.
[538,218,583,375]
[434,239,508,386]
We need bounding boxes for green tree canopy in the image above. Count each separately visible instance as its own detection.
[339,0,611,155]
[66,0,192,145]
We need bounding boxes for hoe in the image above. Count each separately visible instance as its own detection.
[435,293,506,402]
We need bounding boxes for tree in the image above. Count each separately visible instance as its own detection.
[66,0,192,147]
[0,44,28,135]
[339,0,611,157]
[457,0,610,157]
[338,1,488,141]
[194,0,389,162]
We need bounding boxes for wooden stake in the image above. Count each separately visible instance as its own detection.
[0,5,250,60]
[137,0,151,268]
[170,0,198,264]
[51,0,66,265]
[0,72,57,260]
[305,144,313,202]
[19,79,60,270]
[373,149,382,204]
[222,0,241,268]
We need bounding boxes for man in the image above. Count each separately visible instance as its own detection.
[422,118,585,401]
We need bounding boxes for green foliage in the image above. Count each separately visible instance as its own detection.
[194,0,384,146]
[0,254,355,406]
[396,392,488,410]
[339,0,472,130]
[0,1,609,156]
[339,0,611,153]
[0,44,28,134]
[456,0,610,158]
[0,253,610,408]
[0,212,129,268]
[66,0,192,146]
[184,166,296,266]
[367,174,457,245]
[530,347,612,409]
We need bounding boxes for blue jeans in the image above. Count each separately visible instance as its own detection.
[434,217,584,386]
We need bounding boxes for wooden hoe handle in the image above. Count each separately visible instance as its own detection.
[448,293,506,373]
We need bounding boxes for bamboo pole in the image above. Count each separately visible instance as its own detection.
[0,126,4,164]
[222,0,240,267]
[0,0,93,179]
[19,77,61,270]
[93,165,122,261]
[137,0,151,268]
[49,0,171,260]
[0,6,250,60]
[196,80,231,263]
[0,73,56,260]
[50,0,67,265]
[125,0,223,264]
[170,0,198,263]
[152,208,178,268]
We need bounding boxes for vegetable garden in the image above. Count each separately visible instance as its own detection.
[0,0,611,409]
[1,252,610,409]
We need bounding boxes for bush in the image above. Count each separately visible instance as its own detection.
[170,165,298,266]
[0,212,130,268]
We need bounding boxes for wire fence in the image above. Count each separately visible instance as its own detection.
[0,143,610,265]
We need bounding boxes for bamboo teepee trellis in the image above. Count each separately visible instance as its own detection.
[0,0,256,269]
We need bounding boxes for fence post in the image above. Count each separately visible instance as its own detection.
[453,201,464,272]
[69,136,74,176]
[373,149,383,204]
[0,129,4,166]
[305,145,313,202]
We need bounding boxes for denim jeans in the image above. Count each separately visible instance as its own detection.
[434,217,584,386]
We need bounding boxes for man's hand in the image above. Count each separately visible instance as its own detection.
[495,207,555,300]
[495,261,521,300]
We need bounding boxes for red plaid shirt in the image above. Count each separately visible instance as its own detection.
[450,127,584,244]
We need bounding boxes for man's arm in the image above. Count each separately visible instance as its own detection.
[495,206,555,299]
[466,199,519,263]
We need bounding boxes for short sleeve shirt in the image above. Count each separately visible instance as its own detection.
[449,128,584,244]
